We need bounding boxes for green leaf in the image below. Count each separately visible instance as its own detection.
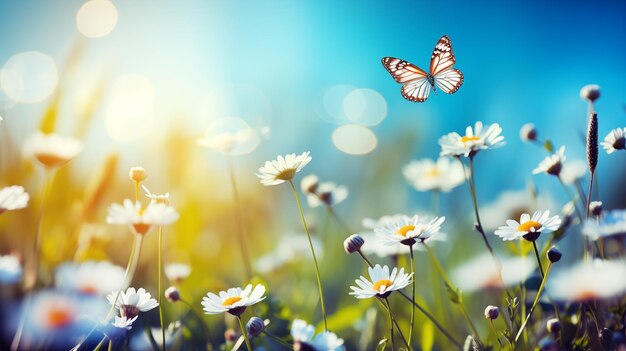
[376,338,388,351]
[421,321,434,351]
[445,282,461,304]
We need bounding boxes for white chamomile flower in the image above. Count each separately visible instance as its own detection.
[24,132,83,169]
[533,146,566,176]
[107,287,159,319]
[256,152,311,186]
[55,261,125,295]
[306,181,348,208]
[0,185,29,213]
[164,263,191,283]
[549,259,626,301]
[403,157,465,192]
[479,189,556,231]
[374,214,445,246]
[112,315,138,330]
[350,264,413,299]
[439,121,504,158]
[560,160,587,185]
[142,185,170,205]
[494,210,561,242]
[360,232,447,258]
[582,209,626,240]
[201,284,266,316]
[601,128,626,154]
[106,199,179,235]
[291,319,345,351]
[197,127,258,154]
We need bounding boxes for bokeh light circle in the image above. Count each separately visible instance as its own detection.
[197,84,271,126]
[318,84,355,124]
[76,0,118,38]
[199,117,260,155]
[343,88,387,126]
[105,74,155,142]
[332,124,377,155]
[1,51,58,103]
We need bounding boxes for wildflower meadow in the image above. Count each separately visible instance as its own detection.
[1,1,625,350]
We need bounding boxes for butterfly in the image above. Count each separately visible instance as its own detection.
[381,35,464,102]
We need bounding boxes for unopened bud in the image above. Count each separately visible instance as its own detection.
[344,234,364,254]
[520,123,538,142]
[547,247,562,263]
[129,167,147,182]
[484,305,499,320]
[546,318,561,334]
[246,317,265,338]
[580,84,600,102]
[589,201,603,217]
[164,286,180,302]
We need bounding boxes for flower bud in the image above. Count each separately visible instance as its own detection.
[129,167,147,182]
[520,123,538,142]
[343,234,364,254]
[164,286,180,302]
[246,317,266,338]
[484,305,499,320]
[547,247,562,263]
[589,201,603,217]
[580,84,600,102]
[546,318,561,334]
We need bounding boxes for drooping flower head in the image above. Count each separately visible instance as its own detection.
[601,128,626,154]
[201,284,266,316]
[306,181,348,208]
[439,121,504,158]
[291,319,345,351]
[349,264,413,299]
[24,132,83,169]
[494,210,561,242]
[403,157,465,192]
[374,214,445,246]
[533,146,566,177]
[106,199,179,235]
[256,152,311,186]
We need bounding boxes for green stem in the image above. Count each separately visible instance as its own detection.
[93,336,108,351]
[532,241,545,279]
[227,155,253,280]
[515,262,553,342]
[262,331,293,349]
[158,226,165,351]
[238,316,253,351]
[180,299,213,343]
[586,171,594,219]
[380,297,395,351]
[489,319,504,348]
[383,297,411,350]
[328,206,352,235]
[289,180,328,331]
[408,244,415,344]
[143,315,160,351]
[423,242,482,347]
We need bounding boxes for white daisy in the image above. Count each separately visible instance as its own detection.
[453,254,535,292]
[494,210,561,242]
[106,199,179,235]
[24,132,83,169]
[403,157,465,192]
[0,185,29,213]
[533,146,566,176]
[164,263,191,283]
[107,287,159,319]
[360,232,447,258]
[112,315,138,330]
[142,185,170,205]
[560,160,587,185]
[256,152,311,186]
[0,254,22,284]
[55,261,125,295]
[201,284,266,316]
[519,123,537,142]
[349,264,413,299]
[300,174,319,194]
[291,319,345,351]
[480,189,556,231]
[582,209,626,240]
[306,181,348,208]
[549,259,626,301]
[601,128,626,154]
[374,214,445,246]
[255,234,323,274]
[439,121,505,158]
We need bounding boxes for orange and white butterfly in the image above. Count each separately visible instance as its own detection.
[382,35,464,102]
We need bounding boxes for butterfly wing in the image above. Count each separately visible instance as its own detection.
[429,35,457,76]
[434,68,464,94]
[381,57,432,102]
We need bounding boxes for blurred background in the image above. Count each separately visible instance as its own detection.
[0,0,624,349]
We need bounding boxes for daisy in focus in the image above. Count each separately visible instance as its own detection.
[374,214,445,246]
[107,287,159,319]
[201,284,266,316]
[291,319,345,351]
[106,199,179,235]
[55,261,125,295]
[350,264,412,299]
[256,152,311,186]
[24,132,83,169]
[494,210,561,242]
[601,127,626,154]
[403,157,465,192]
[549,260,626,301]
[533,146,566,177]
[439,121,504,158]
[0,185,29,213]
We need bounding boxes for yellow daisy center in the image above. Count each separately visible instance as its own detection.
[517,221,541,232]
[223,296,243,306]
[373,279,394,292]
[426,168,439,177]
[396,225,416,237]
[461,136,480,143]
[275,168,296,181]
